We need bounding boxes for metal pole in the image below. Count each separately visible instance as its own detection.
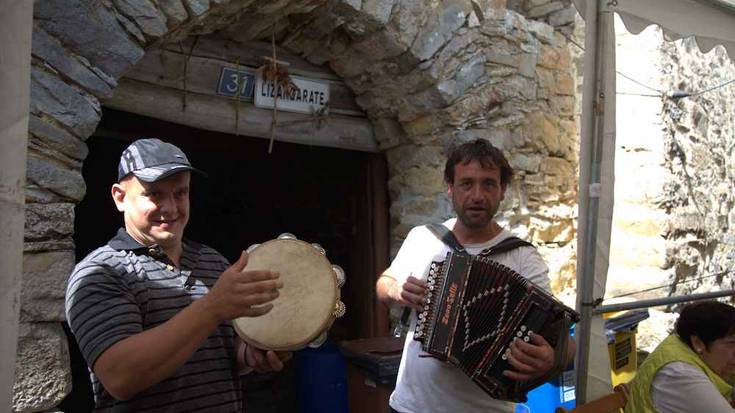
[0,0,33,410]
[593,289,735,315]
[575,0,600,403]
[576,0,610,403]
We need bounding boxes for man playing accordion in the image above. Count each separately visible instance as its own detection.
[376,139,576,413]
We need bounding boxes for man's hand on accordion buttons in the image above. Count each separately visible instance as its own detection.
[393,275,427,312]
[503,332,555,381]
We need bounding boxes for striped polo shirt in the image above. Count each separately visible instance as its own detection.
[65,228,242,412]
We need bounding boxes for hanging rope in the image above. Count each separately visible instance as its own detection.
[234,56,241,137]
[179,36,199,112]
[254,19,300,154]
[269,29,279,154]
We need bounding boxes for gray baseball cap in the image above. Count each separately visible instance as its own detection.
[117,138,205,182]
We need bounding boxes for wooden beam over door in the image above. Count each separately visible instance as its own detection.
[103,38,378,153]
[105,78,377,152]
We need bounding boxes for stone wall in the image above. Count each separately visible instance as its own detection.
[582,21,735,352]
[605,20,672,299]
[659,38,735,298]
[19,0,580,410]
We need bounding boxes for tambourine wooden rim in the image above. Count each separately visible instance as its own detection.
[232,238,339,351]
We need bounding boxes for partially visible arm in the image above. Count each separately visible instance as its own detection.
[93,295,229,399]
[376,273,426,312]
[652,361,734,412]
[376,227,429,312]
[83,252,282,400]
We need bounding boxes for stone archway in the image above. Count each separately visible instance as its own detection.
[19,0,579,410]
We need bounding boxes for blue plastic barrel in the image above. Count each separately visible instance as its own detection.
[518,325,577,412]
[295,342,349,413]
[520,364,576,412]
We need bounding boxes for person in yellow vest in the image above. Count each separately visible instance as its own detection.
[625,301,735,412]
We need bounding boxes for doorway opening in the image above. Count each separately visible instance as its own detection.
[64,108,389,411]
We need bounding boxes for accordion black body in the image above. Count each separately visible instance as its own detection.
[414,252,579,402]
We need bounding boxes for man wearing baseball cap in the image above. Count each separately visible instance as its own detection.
[66,138,288,412]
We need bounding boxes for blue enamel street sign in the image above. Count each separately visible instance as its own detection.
[217,67,255,100]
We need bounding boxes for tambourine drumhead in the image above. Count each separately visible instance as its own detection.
[233,239,338,351]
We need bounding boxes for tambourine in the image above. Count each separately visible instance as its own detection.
[232,233,346,351]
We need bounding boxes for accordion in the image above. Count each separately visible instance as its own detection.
[414,252,579,402]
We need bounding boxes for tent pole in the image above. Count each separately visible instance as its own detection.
[0,0,33,410]
[575,0,609,404]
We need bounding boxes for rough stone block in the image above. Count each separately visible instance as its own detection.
[411,2,469,61]
[527,111,561,153]
[401,113,441,137]
[554,71,575,95]
[538,46,570,73]
[550,95,575,116]
[113,0,169,38]
[486,51,519,68]
[510,153,542,173]
[28,115,89,161]
[13,323,71,412]
[385,144,445,172]
[21,251,75,322]
[24,239,76,253]
[527,0,564,19]
[182,0,211,16]
[373,117,406,149]
[362,0,395,25]
[530,216,574,243]
[387,0,425,50]
[24,203,75,241]
[113,7,147,43]
[527,19,555,44]
[541,156,573,177]
[471,0,507,15]
[432,30,480,77]
[32,28,115,99]
[548,5,577,27]
[330,48,371,78]
[437,55,486,101]
[517,52,537,77]
[351,29,408,61]
[30,68,101,139]
[26,153,86,202]
[400,86,451,120]
[157,0,190,26]
[503,75,538,101]
[34,0,145,79]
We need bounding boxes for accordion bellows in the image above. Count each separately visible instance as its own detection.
[414,252,579,402]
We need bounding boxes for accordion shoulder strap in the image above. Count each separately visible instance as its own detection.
[426,223,534,256]
[479,236,534,257]
[426,223,467,254]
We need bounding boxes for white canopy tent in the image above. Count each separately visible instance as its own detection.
[571,0,735,403]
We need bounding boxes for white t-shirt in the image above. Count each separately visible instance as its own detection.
[387,219,551,413]
[652,361,735,412]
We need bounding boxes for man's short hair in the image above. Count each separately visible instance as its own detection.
[444,139,514,187]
